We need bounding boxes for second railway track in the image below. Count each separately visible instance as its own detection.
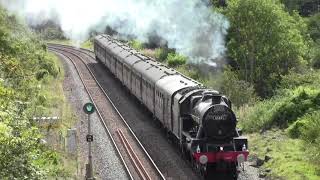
[49,44,165,180]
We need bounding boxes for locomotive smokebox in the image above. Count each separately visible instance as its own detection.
[191,91,237,139]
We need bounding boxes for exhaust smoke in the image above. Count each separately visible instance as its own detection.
[0,0,229,63]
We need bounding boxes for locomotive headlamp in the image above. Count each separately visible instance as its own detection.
[199,155,208,164]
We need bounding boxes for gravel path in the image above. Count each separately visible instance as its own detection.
[54,52,129,180]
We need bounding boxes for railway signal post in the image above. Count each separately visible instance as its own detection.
[83,102,96,180]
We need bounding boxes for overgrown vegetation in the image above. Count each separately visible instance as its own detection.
[167,52,187,67]
[0,6,74,179]
[223,0,309,97]
[248,130,320,180]
[238,69,320,176]
[128,39,144,50]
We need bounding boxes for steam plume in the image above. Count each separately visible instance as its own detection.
[0,0,230,63]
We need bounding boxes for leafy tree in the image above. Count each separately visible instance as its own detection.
[308,13,320,43]
[281,0,320,15]
[206,68,257,106]
[224,0,308,97]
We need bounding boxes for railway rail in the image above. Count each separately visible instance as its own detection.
[48,44,165,180]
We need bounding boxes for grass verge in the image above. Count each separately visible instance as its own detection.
[36,52,79,178]
[248,130,320,180]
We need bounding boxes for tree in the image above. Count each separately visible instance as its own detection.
[281,0,320,16]
[224,0,308,97]
[308,13,320,43]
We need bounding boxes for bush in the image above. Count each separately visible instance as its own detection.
[308,13,320,42]
[36,69,49,80]
[239,87,320,132]
[279,70,320,90]
[128,40,144,50]
[39,54,59,78]
[311,48,320,69]
[154,48,168,62]
[293,111,320,163]
[301,111,320,144]
[167,52,187,67]
[287,118,308,138]
[176,65,201,80]
[217,69,257,107]
[40,27,65,40]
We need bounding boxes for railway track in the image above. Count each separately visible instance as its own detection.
[48,44,165,180]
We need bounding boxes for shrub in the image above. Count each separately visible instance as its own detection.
[128,40,144,50]
[39,54,59,78]
[301,111,320,144]
[271,88,320,127]
[218,69,257,107]
[154,48,168,62]
[176,65,201,80]
[279,70,320,90]
[36,69,49,80]
[239,87,320,132]
[287,118,308,138]
[311,48,320,69]
[295,111,320,163]
[167,52,187,67]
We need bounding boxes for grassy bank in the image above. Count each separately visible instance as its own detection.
[37,52,78,178]
[238,70,320,179]
[248,130,320,179]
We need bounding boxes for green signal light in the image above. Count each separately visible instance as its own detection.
[83,102,95,114]
[86,104,93,112]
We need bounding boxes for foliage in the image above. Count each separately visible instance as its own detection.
[81,38,94,50]
[205,68,257,107]
[278,69,320,89]
[239,87,320,132]
[281,0,305,12]
[154,48,169,62]
[176,64,202,81]
[30,19,65,40]
[224,0,308,97]
[287,111,320,163]
[167,52,187,67]
[311,46,320,68]
[176,65,256,107]
[248,130,320,179]
[308,13,320,43]
[128,39,144,50]
[40,27,65,40]
[281,0,320,16]
[0,6,70,179]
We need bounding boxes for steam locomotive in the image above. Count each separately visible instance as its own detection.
[94,34,249,179]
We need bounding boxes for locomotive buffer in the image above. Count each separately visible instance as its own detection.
[83,102,96,180]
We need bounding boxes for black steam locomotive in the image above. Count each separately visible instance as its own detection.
[94,34,248,179]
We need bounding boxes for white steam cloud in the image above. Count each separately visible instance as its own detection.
[0,0,230,63]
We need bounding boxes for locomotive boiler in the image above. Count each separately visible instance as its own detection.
[94,34,248,179]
